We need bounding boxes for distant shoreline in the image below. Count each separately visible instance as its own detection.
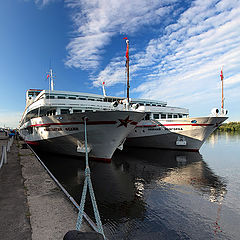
[218,122,240,132]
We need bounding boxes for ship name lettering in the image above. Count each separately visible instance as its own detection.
[148,127,183,131]
[168,127,183,130]
[65,127,79,131]
[44,127,63,131]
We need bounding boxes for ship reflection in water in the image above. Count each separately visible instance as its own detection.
[34,147,232,240]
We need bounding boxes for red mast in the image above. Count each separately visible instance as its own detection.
[220,67,224,111]
[124,37,130,103]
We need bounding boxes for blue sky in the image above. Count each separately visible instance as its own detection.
[0,0,239,128]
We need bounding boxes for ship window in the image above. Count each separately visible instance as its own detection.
[79,97,86,100]
[46,95,55,99]
[174,115,178,118]
[58,96,65,99]
[46,109,56,116]
[25,109,38,121]
[144,113,150,120]
[88,99,95,101]
[73,109,82,113]
[168,114,172,118]
[61,109,70,115]
[153,114,159,119]
[146,104,150,106]
[152,104,156,106]
[69,97,76,100]
[161,114,166,119]
[179,115,182,118]
[27,126,33,134]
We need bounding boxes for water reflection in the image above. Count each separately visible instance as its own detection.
[207,130,240,146]
[115,148,227,203]
[30,132,240,239]
[34,146,227,235]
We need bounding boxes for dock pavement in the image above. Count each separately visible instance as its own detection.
[0,138,91,240]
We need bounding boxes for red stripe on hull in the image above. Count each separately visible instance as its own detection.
[25,141,40,146]
[136,123,214,128]
[89,157,111,163]
[30,120,117,128]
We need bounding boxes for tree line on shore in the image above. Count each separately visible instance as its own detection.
[218,122,240,132]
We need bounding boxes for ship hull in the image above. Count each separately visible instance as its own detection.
[19,111,144,160]
[126,116,227,151]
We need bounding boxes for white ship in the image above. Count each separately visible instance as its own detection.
[117,38,228,151]
[19,72,144,161]
[125,98,228,151]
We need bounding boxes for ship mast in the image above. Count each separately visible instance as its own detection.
[220,67,224,112]
[125,39,130,103]
[50,69,54,91]
[102,81,106,97]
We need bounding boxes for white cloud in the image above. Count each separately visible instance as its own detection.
[94,0,240,117]
[64,0,177,69]
[31,0,57,8]
[0,111,22,129]
[224,73,240,86]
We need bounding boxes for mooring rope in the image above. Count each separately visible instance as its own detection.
[76,117,105,239]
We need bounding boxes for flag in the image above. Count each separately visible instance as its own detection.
[123,37,128,39]
[220,69,224,81]
[46,74,50,79]
[126,42,129,60]
[102,81,105,85]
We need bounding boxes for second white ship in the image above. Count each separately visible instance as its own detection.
[125,98,227,151]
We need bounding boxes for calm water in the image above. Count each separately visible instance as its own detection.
[35,131,240,239]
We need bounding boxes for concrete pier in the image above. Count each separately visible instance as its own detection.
[0,138,32,239]
[0,139,91,240]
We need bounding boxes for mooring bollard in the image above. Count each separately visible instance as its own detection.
[0,147,3,169]
[3,146,7,164]
[7,141,10,152]
[0,145,7,169]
